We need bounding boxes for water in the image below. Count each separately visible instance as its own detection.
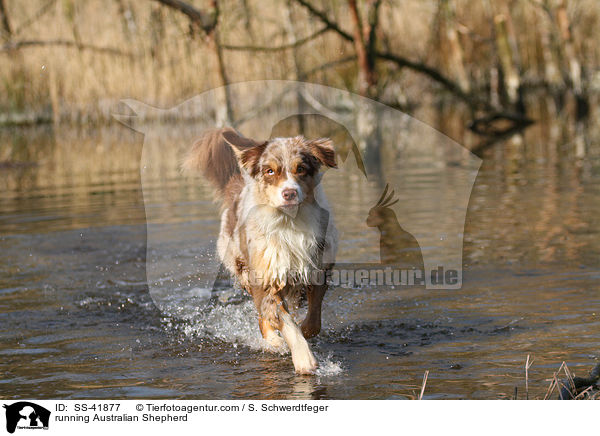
[1,115,599,399]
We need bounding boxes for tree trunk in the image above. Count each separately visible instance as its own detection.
[537,14,561,87]
[494,13,520,106]
[347,0,382,175]
[210,0,233,126]
[116,0,137,36]
[440,0,469,93]
[348,0,377,98]
[555,0,580,93]
[284,0,307,132]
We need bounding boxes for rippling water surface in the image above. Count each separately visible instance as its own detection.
[1,117,599,399]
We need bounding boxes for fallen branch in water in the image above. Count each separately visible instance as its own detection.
[469,112,535,137]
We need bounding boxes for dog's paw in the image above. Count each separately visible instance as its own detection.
[292,349,318,375]
[300,319,321,339]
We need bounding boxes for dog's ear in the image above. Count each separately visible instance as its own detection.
[308,138,337,168]
[222,129,267,174]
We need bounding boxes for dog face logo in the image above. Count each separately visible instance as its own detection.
[3,402,50,433]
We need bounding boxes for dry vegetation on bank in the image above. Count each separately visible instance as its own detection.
[0,0,599,127]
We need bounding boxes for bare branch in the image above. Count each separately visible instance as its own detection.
[14,0,56,36]
[293,0,353,41]
[153,0,216,34]
[1,39,134,57]
[222,26,328,52]
[375,50,475,106]
[303,55,356,77]
[293,0,475,107]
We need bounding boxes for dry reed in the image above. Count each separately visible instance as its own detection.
[1,0,599,123]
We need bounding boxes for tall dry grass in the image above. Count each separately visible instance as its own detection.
[1,0,599,122]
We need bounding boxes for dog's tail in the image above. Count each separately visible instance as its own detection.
[182,127,240,195]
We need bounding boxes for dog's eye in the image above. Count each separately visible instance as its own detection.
[296,166,306,175]
[265,168,275,175]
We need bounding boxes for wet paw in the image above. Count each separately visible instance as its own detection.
[292,349,318,375]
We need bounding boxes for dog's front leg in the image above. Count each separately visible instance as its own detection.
[258,315,285,349]
[301,284,327,339]
[265,289,318,375]
[251,288,285,349]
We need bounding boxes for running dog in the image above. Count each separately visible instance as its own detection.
[183,128,338,374]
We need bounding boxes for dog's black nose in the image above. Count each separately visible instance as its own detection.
[282,189,297,201]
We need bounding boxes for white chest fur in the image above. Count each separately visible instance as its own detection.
[246,203,321,286]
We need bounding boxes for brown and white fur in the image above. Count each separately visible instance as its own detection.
[183,128,338,374]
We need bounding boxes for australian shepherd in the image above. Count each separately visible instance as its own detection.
[183,128,338,374]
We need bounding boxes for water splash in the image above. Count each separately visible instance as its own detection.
[315,353,344,376]
[158,286,345,374]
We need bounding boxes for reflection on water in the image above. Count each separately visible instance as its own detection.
[1,109,599,399]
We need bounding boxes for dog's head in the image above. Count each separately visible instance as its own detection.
[223,130,337,210]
